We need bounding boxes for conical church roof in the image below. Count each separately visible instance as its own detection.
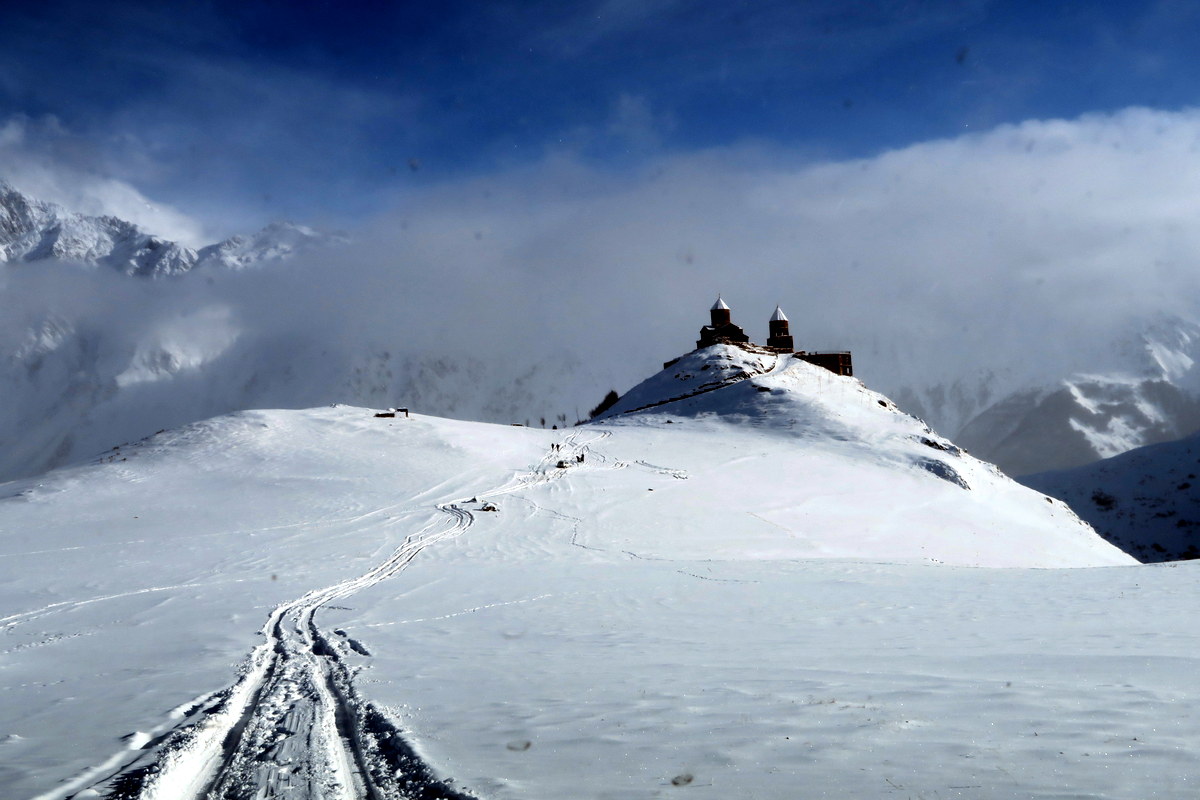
[711,295,730,311]
[771,305,788,322]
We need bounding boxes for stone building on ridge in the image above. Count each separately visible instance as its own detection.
[696,295,751,349]
[683,296,853,377]
[766,305,794,351]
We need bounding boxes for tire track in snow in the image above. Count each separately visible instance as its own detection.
[58,430,607,800]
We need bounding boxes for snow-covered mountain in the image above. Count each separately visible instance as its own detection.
[0,180,338,276]
[884,316,1200,477]
[1,180,197,275]
[192,219,345,271]
[1021,430,1200,563]
[4,344,1169,800]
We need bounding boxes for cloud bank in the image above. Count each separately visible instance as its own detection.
[6,106,1200,477]
[364,106,1200,393]
[0,115,208,245]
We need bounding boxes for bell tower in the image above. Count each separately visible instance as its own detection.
[696,295,750,349]
[710,295,731,326]
[766,305,794,352]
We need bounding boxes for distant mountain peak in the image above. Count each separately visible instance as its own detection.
[0,179,343,276]
[195,219,348,270]
[0,181,196,276]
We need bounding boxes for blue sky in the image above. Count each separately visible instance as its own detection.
[2,0,1200,235]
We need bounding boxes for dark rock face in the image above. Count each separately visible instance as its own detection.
[1022,431,1200,563]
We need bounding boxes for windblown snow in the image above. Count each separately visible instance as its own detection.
[6,345,1192,800]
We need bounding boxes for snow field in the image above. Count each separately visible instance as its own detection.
[0,356,1175,798]
[340,558,1199,799]
[0,408,548,798]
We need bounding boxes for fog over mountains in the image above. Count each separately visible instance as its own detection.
[893,315,1200,477]
[0,179,609,482]
[5,143,1200,484]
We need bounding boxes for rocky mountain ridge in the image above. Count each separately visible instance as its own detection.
[0,180,339,276]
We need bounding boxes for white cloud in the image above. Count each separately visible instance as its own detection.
[0,115,208,246]
[362,106,1200,399]
[7,105,1200,452]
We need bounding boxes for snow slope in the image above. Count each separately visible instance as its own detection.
[591,345,1126,567]
[1022,430,1200,563]
[0,307,598,486]
[3,348,1177,800]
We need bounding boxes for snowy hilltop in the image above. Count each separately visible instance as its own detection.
[0,179,339,276]
[4,347,1188,800]
[592,343,1129,568]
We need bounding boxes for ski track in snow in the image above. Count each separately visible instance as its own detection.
[53,430,610,800]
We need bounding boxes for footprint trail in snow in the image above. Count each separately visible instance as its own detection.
[58,431,607,800]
